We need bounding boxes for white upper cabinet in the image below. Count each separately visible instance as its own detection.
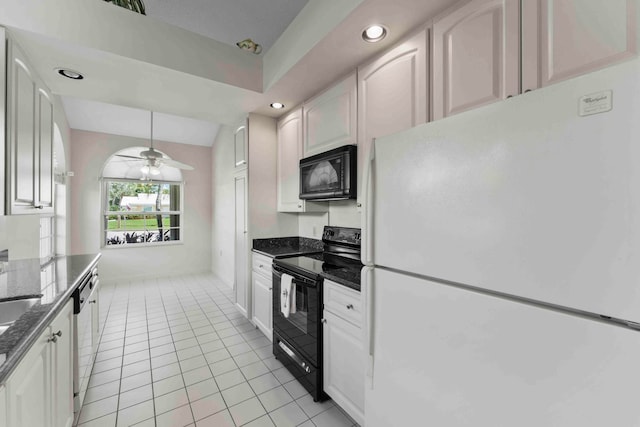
[234,123,247,169]
[6,37,55,215]
[276,108,327,213]
[432,0,520,120]
[302,72,357,158]
[522,0,637,91]
[357,28,429,208]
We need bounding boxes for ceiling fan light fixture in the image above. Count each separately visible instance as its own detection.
[149,165,161,176]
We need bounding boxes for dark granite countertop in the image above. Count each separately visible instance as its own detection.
[322,266,362,292]
[252,237,323,258]
[0,253,101,385]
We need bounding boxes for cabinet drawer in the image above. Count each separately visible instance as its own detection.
[252,253,273,277]
[324,280,362,327]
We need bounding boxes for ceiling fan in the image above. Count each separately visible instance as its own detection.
[116,111,195,173]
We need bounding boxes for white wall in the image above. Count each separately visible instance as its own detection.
[211,125,237,287]
[69,129,212,282]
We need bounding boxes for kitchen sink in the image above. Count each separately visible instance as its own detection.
[0,297,40,336]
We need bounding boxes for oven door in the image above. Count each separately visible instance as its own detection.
[272,265,322,366]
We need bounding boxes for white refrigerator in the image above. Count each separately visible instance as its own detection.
[361,57,640,426]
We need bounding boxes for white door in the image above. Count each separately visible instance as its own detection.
[50,301,74,427]
[368,59,640,323]
[432,0,520,119]
[252,272,272,338]
[522,0,637,91]
[6,328,51,427]
[357,28,428,208]
[322,310,364,425]
[365,267,640,427]
[234,173,249,317]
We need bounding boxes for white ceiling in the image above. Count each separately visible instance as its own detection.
[3,0,459,147]
[62,97,221,147]
[143,0,309,54]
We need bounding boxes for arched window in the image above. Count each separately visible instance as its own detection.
[101,147,184,247]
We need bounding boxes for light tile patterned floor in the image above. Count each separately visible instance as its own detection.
[75,273,359,427]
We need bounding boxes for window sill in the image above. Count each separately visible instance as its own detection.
[101,240,184,250]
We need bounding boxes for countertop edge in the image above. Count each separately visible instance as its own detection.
[251,249,276,258]
[0,253,102,385]
[321,272,361,292]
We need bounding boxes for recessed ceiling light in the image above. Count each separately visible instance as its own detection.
[270,102,285,109]
[56,68,84,80]
[362,25,387,43]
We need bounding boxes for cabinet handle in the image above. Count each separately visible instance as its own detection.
[34,205,44,209]
[89,300,97,304]
[269,287,272,291]
[321,318,327,324]
[357,203,362,208]
[298,203,302,208]
[346,304,354,310]
[506,95,513,99]
[48,330,62,343]
[524,89,532,93]
[259,264,264,268]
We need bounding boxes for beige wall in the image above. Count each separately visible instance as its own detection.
[69,129,212,281]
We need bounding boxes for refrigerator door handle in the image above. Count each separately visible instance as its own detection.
[362,265,375,389]
[361,142,376,265]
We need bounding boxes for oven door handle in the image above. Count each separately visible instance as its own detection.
[272,265,317,287]
[278,339,312,373]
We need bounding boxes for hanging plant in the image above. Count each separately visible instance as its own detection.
[104,0,146,15]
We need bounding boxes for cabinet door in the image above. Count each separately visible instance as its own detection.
[522,0,637,91]
[91,286,100,352]
[50,301,74,427]
[277,109,304,212]
[252,271,273,340]
[6,326,51,427]
[432,0,520,120]
[235,172,249,317]
[323,310,364,425]
[303,72,357,157]
[7,40,38,214]
[37,86,54,214]
[357,28,428,208]
[234,124,247,169]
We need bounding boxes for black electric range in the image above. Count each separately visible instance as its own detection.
[271,226,362,401]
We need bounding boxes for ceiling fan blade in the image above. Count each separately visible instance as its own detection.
[162,158,195,170]
[116,154,145,160]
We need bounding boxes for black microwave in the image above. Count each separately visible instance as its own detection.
[299,145,357,201]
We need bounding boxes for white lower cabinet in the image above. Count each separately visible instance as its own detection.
[51,301,74,427]
[252,252,273,340]
[5,299,73,427]
[322,280,364,425]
